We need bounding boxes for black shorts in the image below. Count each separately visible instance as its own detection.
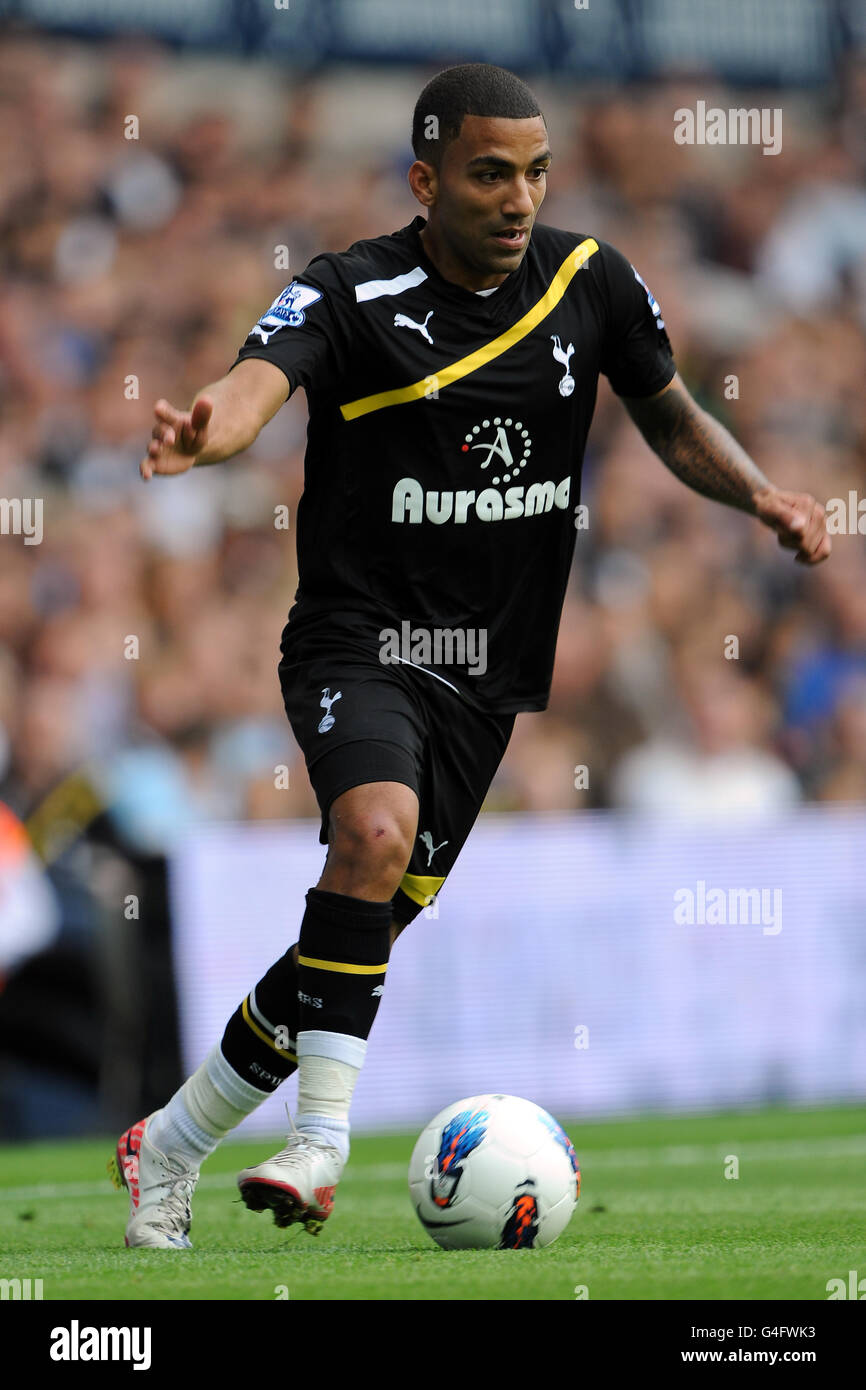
[278,624,515,925]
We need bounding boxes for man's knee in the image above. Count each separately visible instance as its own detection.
[329,811,413,879]
[319,781,419,901]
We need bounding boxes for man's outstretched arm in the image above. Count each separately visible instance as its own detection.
[139,358,290,480]
[623,372,831,565]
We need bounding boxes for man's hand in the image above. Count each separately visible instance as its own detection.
[139,363,290,478]
[624,377,832,567]
[753,487,831,566]
[140,397,213,480]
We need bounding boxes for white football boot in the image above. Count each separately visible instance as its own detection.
[237,1120,344,1235]
[108,1114,198,1249]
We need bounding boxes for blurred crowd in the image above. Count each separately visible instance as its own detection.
[1,33,866,861]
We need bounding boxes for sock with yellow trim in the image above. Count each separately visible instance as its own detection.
[220,944,301,1092]
[297,887,392,1040]
[295,888,392,1157]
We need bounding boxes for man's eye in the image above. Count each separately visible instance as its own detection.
[478,168,548,183]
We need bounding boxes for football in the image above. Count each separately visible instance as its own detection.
[408,1093,580,1250]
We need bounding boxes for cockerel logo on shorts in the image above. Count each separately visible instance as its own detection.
[317,687,342,734]
[431,1107,488,1208]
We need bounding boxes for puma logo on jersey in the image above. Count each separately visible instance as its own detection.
[394,310,434,344]
[317,687,341,734]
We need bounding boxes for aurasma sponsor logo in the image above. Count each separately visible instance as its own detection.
[49,1321,152,1371]
[392,476,571,524]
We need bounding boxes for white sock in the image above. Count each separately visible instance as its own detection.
[148,1044,272,1166]
[295,1113,351,1163]
[147,1098,216,1167]
[295,1032,366,1164]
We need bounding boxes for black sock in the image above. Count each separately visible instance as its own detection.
[297,888,392,1041]
[220,942,301,1093]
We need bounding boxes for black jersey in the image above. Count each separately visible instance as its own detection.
[231,214,675,714]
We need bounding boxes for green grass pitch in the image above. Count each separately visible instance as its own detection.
[1,1105,864,1301]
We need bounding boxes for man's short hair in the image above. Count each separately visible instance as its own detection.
[412,63,544,167]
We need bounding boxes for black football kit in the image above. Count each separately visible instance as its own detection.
[230,214,675,922]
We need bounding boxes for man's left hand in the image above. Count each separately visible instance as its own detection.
[753,488,831,565]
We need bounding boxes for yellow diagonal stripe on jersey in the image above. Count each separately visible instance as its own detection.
[399,872,446,907]
[339,238,599,422]
[241,996,297,1061]
[298,955,389,975]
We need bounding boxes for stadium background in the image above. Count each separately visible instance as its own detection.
[0,0,865,1140]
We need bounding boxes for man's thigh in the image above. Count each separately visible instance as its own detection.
[279,645,426,844]
[390,680,515,926]
[279,642,514,925]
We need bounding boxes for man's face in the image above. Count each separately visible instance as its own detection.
[423,114,551,283]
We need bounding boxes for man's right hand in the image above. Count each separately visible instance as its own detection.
[140,397,213,480]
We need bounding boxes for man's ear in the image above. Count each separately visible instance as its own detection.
[408,159,438,209]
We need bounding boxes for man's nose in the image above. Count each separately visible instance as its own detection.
[501,177,535,217]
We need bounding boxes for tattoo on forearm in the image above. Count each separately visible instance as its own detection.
[625,382,770,513]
